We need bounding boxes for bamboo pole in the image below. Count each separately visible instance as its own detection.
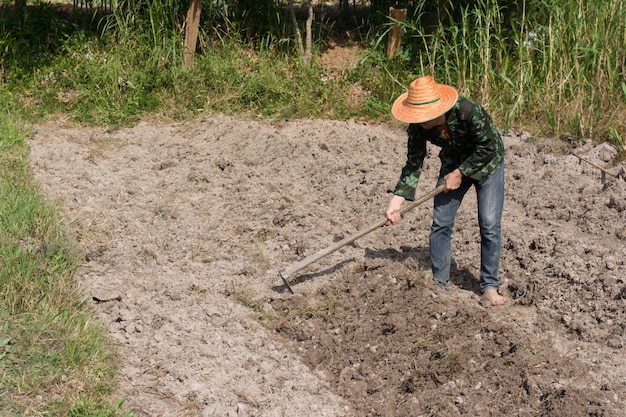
[572,153,618,183]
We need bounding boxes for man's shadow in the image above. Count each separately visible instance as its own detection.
[274,244,482,296]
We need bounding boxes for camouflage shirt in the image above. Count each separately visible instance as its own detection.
[394,97,504,200]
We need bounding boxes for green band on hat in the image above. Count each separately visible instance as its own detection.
[407,97,441,106]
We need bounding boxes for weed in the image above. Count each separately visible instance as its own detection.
[521,345,543,356]
[66,398,134,417]
[232,291,276,321]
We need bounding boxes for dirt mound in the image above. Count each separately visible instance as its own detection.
[29,115,625,416]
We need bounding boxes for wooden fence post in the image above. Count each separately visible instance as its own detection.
[183,0,202,68]
[386,7,407,59]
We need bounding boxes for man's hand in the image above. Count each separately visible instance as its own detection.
[385,195,405,225]
[444,169,463,191]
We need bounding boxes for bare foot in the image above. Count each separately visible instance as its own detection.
[482,289,506,306]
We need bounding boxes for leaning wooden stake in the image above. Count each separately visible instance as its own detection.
[279,185,446,293]
[386,7,407,59]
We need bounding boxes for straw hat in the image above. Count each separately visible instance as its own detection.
[391,76,459,123]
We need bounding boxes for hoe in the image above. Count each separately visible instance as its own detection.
[279,184,445,293]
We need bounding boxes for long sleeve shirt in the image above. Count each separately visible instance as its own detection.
[393,97,504,201]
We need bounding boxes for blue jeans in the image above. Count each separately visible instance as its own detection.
[429,162,504,292]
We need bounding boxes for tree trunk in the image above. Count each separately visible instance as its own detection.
[303,2,313,65]
[183,0,202,68]
[289,0,305,57]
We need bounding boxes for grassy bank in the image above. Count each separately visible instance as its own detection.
[0,115,130,416]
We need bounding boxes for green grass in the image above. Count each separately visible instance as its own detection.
[0,115,131,416]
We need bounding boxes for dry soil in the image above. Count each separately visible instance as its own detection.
[29,114,626,417]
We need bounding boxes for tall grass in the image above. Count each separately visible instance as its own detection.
[368,0,625,144]
[499,0,626,139]
[0,115,131,416]
[0,1,75,75]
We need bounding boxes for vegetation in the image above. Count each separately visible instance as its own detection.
[1,0,623,143]
[0,0,624,414]
[0,115,131,415]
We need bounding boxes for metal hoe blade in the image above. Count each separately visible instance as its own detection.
[279,269,295,294]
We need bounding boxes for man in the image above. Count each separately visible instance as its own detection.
[385,76,505,306]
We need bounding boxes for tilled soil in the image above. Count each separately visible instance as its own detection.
[29,115,625,416]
